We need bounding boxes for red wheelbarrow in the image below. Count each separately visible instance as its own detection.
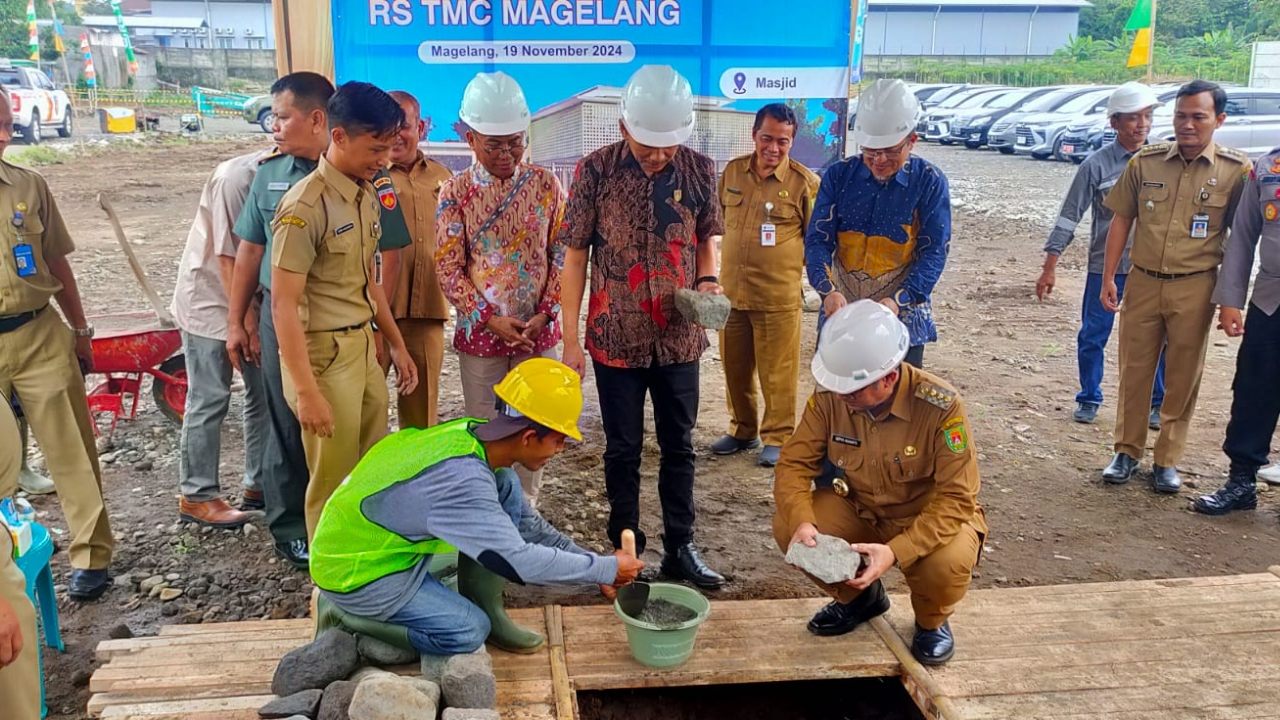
[85,312,186,435]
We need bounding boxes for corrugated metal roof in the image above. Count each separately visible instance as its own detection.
[82,15,208,30]
[870,0,1091,8]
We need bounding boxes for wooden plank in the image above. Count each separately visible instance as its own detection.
[95,628,312,660]
[953,573,1277,600]
[950,680,1280,718]
[91,693,274,718]
[938,658,1280,698]
[157,619,311,636]
[544,606,577,720]
[948,583,1280,615]
[868,616,961,720]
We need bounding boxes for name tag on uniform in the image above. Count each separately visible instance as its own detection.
[267,181,290,191]
[12,243,35,277]
[1191,213,1209,239]
[1142,181,1166,189]
[832,434,861,447]
[335,222,354,235]
[760,223,777,247]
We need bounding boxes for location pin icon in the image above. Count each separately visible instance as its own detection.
[733,72,747,95]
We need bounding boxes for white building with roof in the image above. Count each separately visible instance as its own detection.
[866,0,1092,58]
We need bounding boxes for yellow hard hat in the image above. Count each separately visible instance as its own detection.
[493,358,584,442]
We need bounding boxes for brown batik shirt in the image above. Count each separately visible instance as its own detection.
[561,141,725,369]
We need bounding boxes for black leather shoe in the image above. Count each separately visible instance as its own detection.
[709,434,762,455]
[68,568,112,601]
[1152,464,1182,494]
[1102,453,1139,484]
[1148,406,1162,431]
[660,543,726,589]
[912,621,955,665]
[275,539,310,571]
[1192,474,1257,515]
[806,580,890,637]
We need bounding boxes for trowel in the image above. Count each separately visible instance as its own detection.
[616,529,651,618]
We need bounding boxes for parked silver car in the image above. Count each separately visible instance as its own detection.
[987,86,1095,154]
[1013,87,1116,160]
[922,87,1014,142]
[1147,87,1280,158]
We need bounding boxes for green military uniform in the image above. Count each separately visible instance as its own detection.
[0,160,112,572]
[0,398,40,720]
[718,154,819,447]
[271,155,393,538]
[1103,142,1248,467]
[234,149,410,545]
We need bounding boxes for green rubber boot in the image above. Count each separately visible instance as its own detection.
[457,554,544,654]
[315,592,414,650]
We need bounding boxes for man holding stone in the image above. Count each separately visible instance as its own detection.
[774,300,986,665]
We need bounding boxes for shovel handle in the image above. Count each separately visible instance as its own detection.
[621,529,637,559]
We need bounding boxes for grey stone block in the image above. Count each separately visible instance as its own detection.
[442,710,501,720]
[258,689,323,718]
[316,680,356,720]
[674,288,731,330]
[421,646,486,684]
[441,652,497,709]
[785,533,866,584]
[356,634,420,666]
[405,678,441,708]
[348,675,437,720]
[273,630,361,696]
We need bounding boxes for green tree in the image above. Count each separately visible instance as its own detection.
[0,0,81,61]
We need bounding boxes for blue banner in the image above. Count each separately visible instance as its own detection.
[333,0,852,169]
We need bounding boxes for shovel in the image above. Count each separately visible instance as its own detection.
[616,529,651,618]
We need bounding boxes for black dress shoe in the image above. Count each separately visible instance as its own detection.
[709,434,762,456]
[806,580,890,637]
[1152,464,1182,494]
[68,568,112,601]
[1192,479,1257,515]
[660,543,726,589]
[275,538,310,570]
[912,621,955,665]
[1102,453,1139,484]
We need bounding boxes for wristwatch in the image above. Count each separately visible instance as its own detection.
[73,325,95,338]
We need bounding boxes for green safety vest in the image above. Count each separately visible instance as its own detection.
[310,418,486,593]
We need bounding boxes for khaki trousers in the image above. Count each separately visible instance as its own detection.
[772,489,980,629]
[283,325,388,538]
[0,558,39,720]
[458,349,556,504]
[394,319,445,430]
[721,308,802,446]
[1115,270,1216,467]
[0,308,112,569]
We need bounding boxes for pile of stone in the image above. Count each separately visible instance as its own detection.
[259,629,500,720]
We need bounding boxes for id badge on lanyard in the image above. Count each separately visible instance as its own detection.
[11,207,35,277]
[761,201,777,246]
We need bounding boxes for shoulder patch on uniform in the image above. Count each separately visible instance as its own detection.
[942,417,969,454]
[1217,146,1249,163]
[276,215,307,229]
[377,184,398,211]
[373,175,393,189]
[1138,143,1171,157]
[915,382,955,410]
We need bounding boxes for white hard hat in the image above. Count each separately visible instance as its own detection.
[620,65,695,147]
[1107,82,1160,116]
[812,300,910,394]
[459,71,531,136]
[853,79,920,149]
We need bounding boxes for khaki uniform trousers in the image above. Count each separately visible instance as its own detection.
[283,325,388,538]
[392,319,445,430]
[0,309,112,569]
[458,348,557,505]
[1115,270,1216,467]
[721,308,802,446]
[772,489,981,629]
[0,557,39,720]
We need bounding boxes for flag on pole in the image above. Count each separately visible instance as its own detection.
[109,0,138,75]
[48,1,66,54]
[1126,0,1154,68]
[81,33,96,88]
[26,0,39,61]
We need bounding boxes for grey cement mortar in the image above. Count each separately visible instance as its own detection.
[633,598,698,628]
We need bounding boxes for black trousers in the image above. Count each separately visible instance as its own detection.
[594,360,699,554]
[1223,303,1280,472]
[258,289,312,545]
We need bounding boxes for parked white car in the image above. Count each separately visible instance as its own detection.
[0,61,73,144]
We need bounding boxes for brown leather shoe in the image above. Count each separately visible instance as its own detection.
[179,497,252,529]
[240,488,265,511]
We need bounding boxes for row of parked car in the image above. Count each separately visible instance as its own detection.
[892,82,1280,163]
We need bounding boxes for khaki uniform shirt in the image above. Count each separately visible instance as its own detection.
[1,398,16,570]
[389,152,452,321]
[774,364,988,569]
[1104,141,1249,275]
[271,156,381,332]
[0,161,74,316]
[719,154,819,311]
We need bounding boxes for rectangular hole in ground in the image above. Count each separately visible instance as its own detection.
[577,678,925,720]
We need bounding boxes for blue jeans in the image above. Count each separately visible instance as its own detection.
[1078,273,1166,407]
[386,469,525,655]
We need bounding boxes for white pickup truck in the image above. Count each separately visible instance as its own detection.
[0,62,72,144]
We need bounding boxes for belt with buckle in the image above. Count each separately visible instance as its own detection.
[311,321,369,334]
[1135,266,1213,281]
[0,305,46,334]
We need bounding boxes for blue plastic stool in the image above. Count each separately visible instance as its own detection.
[15,522,65,719]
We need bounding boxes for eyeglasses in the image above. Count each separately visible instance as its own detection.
[863,137,912,161]
[480,138,526,156]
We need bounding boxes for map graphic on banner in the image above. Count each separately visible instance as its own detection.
[332,0,852,174]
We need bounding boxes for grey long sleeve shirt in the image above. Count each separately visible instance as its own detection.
[1044,142,1136,274]
[1213,150,1280,315]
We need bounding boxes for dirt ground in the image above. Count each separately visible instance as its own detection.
[13,136,1279,718]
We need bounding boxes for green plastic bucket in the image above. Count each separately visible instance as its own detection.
[613,582,711,668]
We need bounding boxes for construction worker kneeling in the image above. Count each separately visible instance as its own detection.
[773,300,987,665]
[309,358,643,655]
